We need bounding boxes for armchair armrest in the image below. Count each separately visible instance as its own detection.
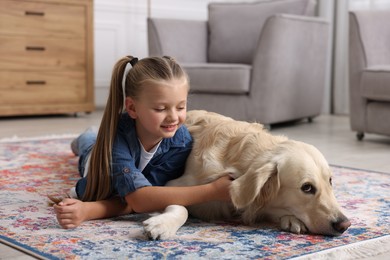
[249,14,330,122]
[147,18,208,63]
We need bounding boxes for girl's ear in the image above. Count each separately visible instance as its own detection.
[125,97,137,119]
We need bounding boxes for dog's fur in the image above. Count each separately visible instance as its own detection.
[143,110,351,240]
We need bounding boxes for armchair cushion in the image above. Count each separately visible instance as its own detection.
[208,0,316,64]
[366,102,390,134]
[361,67,390,101]
[183,63,251,94]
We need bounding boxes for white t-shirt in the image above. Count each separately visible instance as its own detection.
[138,139,162,171]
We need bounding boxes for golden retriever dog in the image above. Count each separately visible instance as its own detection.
[143,110,351,240]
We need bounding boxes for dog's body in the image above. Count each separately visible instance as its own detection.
[143,110,351,240]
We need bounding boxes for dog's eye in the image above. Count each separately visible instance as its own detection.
[329,177,333,186]
[301,183,316,194]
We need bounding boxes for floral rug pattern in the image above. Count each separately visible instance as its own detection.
[0,137,389,259]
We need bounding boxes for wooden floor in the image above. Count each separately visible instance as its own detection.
[1,109,389,259]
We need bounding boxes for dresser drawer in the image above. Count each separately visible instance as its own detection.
[0,36,85,70]
[0,0,85,38]
[0,70,87,104]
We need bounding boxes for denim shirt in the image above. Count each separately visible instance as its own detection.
[75,113,193,199]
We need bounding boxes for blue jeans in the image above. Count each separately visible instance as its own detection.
[76,131,96,177]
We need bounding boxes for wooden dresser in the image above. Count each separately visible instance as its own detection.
[0,0,94,116]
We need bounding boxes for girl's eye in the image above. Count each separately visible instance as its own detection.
[154,108,165,112]
[301,183,317,195]
[177,107,185,111]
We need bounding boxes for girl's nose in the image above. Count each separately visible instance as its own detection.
[167,109,178,121]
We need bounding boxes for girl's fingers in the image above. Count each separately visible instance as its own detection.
[60,198,78,205]
[53,204,68,213]
[58,220,77,229]
[56,216,79,229]
[56,213,74,219]
[58,218,75,224]
[52,198,84,229]
[63,224,77,229]
[54,202,79,213]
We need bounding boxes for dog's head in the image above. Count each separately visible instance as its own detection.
[230,140,350,236]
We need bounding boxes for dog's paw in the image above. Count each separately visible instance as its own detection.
[280,215,308,234]
[143,205,188,240]
[143,214,176,240]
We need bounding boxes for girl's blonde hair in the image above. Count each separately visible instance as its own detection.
[82,56,189,201]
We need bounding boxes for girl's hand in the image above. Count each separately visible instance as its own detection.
[211,175,234,202]
[53,198,88,229]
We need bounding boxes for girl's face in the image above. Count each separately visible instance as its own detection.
[126,78,188,151]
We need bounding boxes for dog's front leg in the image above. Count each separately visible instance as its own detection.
[143,205,188,240]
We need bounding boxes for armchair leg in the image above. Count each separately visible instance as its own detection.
[356,132,365,141]
[307,117,313,123]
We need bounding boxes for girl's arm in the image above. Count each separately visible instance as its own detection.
[126,175,232,213]
[54,175,232,229]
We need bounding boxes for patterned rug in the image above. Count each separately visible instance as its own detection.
[0,136,389,260]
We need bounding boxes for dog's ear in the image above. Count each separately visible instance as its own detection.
[230,162,279,209]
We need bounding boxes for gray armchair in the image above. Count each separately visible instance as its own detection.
[349,10,390,140]
[148,0,330,126]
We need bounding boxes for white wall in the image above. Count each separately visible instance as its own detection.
[149,0,210,20]
[94,0,148,106]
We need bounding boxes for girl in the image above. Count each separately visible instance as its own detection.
[54,56,232,229]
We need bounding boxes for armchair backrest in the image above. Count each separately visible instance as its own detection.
[349,10,390,68]
[148,18,208,63]
[208,0,316,64]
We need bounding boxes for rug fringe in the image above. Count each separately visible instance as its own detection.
[0,134,77,143]
[294,235,390,259]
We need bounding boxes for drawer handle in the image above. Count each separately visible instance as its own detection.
[26,46,46,51]
[26,81,46,85]
[25,11,45,16]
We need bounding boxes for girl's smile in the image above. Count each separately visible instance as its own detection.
[161,124,178,132]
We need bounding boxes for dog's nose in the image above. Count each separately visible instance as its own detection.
[332,218,351,234]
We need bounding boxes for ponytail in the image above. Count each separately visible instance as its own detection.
[82,57,132,201]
